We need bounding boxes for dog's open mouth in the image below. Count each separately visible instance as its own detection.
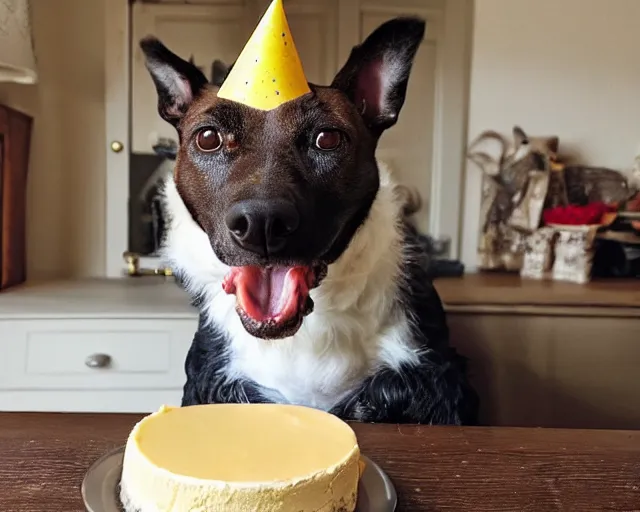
[222,265,325,339]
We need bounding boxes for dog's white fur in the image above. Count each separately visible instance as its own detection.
[162,161,420,411]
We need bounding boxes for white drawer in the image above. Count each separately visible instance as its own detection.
[26,331,171,375]
[0,318,197,391]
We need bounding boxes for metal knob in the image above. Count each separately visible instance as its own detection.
[85,353,112,369]
[110,140,124,153]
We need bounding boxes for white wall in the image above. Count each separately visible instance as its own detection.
[0,0,105,281]
[461,0,640,269]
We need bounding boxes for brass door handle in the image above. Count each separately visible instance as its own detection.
[123,251,174,277]
[110,141,124,153]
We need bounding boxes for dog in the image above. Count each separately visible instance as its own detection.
[140,16,479,425]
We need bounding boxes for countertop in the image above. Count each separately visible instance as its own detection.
[435,274,640,317]
[0,278,197,319]
[1,275,638,319]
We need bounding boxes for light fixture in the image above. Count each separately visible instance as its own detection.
[0,0,37,84]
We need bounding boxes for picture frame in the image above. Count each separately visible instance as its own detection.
[0,104,33,290]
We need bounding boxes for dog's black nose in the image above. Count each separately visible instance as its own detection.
[225,199,300,256]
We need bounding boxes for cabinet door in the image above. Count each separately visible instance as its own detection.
[336,0,470,250]
[338,0,443,235]
[288,0,339,85]
[131,2,253,154]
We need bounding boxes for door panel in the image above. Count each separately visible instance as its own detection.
[360,8,440,233]
[284,0,338,85]
[131,3,251,154]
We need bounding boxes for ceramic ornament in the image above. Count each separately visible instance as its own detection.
[217,0,311,110]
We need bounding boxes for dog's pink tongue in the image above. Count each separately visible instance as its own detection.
[222,266,313,324]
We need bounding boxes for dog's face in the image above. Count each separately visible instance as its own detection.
[140,18,425,339]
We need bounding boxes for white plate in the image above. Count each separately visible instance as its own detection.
[82,446,397,512]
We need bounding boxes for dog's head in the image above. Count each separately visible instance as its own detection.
[140,17,425,339]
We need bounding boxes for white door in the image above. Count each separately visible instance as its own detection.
[358,7,438,234]
[104,0,471,276]
[336,0,471,245]
[131,2,255,154]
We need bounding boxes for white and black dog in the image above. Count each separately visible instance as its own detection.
[140,17,479,425]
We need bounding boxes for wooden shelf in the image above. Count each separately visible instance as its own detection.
[435,273,640,317]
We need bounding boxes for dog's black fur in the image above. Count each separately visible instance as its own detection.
[142,16,479,425]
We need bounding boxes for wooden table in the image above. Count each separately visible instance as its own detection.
[1,413,639,511]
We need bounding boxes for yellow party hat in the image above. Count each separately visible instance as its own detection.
[217,0,311,110]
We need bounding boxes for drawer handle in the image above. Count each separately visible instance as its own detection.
[85,353,112,369]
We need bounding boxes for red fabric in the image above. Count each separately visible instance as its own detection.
[542,202,616,226]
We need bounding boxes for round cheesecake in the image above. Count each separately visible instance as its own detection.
[119,404,361,512]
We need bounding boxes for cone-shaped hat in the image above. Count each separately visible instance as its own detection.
[217,0,311,110]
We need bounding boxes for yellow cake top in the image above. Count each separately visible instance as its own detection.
[216,0,311,110]
[132,404,359,482]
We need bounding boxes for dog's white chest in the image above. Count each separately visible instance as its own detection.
[226,307,418,411]
[229,328,369,411]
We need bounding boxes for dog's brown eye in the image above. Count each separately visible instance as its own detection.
[315,130,341,151]
[196,129,222,152]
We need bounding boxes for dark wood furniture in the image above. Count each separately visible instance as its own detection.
[0,412,638,511]
[435,274,640,430]
[0,104,32,290]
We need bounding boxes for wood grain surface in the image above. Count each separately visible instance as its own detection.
[0,413,639,511]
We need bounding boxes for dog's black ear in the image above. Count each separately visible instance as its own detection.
[140,36,209,126]
[331,17,425,135]
[211,59,230,87]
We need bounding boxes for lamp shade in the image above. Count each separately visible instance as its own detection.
[0,0,37,84]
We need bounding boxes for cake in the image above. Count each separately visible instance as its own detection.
[119,404,362,512]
